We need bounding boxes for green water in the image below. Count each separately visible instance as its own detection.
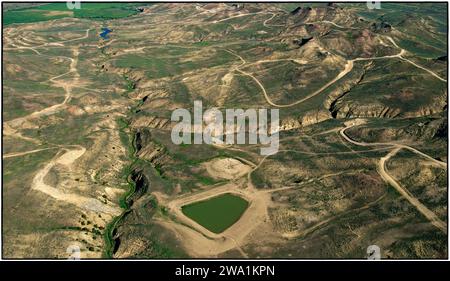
[181,193,249,234]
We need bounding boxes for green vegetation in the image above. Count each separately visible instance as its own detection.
[181,193,249,233]
[122,75,136,96]
[389,230,447,258]
[342,59,446,113]
[3,3,150,25]
[103,118,136,258]
[3,9,70,25]
[103,212,126,258]
[193,41,212,47]
[3,1,447,259]
[113,49,236,79]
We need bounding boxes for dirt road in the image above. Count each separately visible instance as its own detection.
[31,146,121,215]
[2,147,59,159]
[7,48,80,130]
[340,120,447,234]
[378,148,446,233]
[223,23,446,109]
[226,46,404,108]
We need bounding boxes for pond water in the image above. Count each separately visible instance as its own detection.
[100,27,112,39]
[181,193,249,234]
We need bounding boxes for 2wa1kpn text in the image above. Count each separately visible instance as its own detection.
[175,265,275,279]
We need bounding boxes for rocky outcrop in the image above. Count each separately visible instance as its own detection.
[347,114,447,144]
[127,170,149,206]
[280,117,302,131]
[293,36,313,47]
[280,110,331,131]
[130,88,169,100]
[328,93,446,119]
[301,110,331,126]
[325,73,365,118]
[332,103,402,119]
[290,6,307,16]
[130,115,171,130]
[289,5,357,27]
[133,129,170,177]
[325,63,368,118]
[370,21,392,33]
[135,131,166,163]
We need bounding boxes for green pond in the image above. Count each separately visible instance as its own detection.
[181,193,249,234]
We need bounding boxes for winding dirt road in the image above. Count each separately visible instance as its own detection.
[340,120,447,168]
[4,29,90,54]
[340,120,447,234]
[7,48,80,130]
[159,132,398,256]
[223,24,446,109]
[31,146,121,215]
[212,12,265,23]
[3,31,122,216]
